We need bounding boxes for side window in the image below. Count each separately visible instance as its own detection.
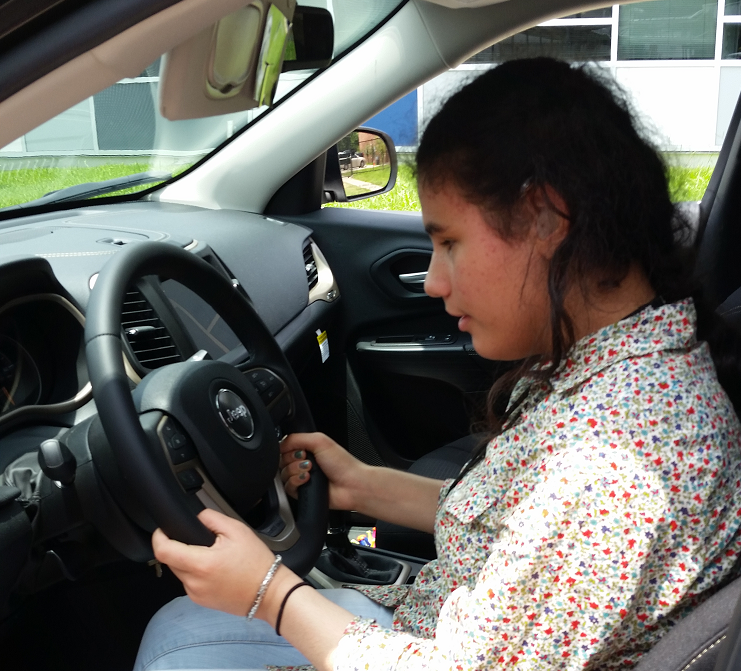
[334,0,736,212]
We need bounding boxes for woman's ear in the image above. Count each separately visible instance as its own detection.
[525,184,570,258]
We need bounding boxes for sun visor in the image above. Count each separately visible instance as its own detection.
[159,0,295,120]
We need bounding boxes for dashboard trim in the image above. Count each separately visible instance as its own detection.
[307,241,339,305]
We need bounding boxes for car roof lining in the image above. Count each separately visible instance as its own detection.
[0,0,69,42]
[0,0,185,106]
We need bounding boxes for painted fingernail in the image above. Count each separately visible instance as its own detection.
[298,473,307,481]
[300,460,311,469]
[293,450,304,459]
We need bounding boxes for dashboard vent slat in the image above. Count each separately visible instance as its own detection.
[121,288,181,370]
[303,241,319,291]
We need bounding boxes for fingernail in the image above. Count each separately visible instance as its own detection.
[300,460,311,469]
[298,472,307,481]
[293,450,304,459]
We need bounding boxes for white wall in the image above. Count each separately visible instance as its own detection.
[420,62,740,155]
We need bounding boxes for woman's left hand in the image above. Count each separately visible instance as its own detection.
[152,508,278,617]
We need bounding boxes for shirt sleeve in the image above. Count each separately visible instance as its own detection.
[333,453,667,671]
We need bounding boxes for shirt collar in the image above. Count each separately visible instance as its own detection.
[545,298,697,394]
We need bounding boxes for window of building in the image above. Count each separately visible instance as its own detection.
[465,9,614,65]
[617,0,717,60]
[467,25,612,63]
[564,8,613,19]
[723,0,741,57]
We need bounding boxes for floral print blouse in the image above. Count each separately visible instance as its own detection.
[332,299,741,670]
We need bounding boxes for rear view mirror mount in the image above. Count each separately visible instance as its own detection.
[282,6,334,72]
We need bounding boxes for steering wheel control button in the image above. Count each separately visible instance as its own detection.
[177,469,204,493]
[160,417,196,465]
[246,369,285,406]
[246,369,275,385]
[161,421,176,439]
[216,388,255,441]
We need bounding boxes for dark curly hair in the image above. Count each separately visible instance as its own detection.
[416,58,737,483]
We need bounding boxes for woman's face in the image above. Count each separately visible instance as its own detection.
[420,181,556,361]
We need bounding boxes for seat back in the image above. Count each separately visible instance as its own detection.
[634,578,741,671]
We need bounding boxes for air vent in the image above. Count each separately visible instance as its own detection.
[303,241,318,291]
[121,288,181,369]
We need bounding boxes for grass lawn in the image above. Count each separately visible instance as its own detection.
[329,162,421,211]
[0,160,714,212]
[668,166,714,202]
[0,163,188,209]
[328,162,714,212]
[342,164,391,187]
[342,165,393,197]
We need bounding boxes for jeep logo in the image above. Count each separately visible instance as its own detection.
[215,389,254,441]
[226,405,248,423]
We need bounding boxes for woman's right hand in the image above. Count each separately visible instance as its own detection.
[279,432,368,511]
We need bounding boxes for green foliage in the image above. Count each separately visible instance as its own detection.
[0,163,192,209]
[0,158,713,213]
[337,132,359,153]
[328,161,713,212]
[328,161,420,211]
[346,165,390,187]
[667,166,714,202]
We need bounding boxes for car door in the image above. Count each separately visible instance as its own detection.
[283,205,502,470]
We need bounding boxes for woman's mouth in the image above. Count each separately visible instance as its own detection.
[457,315,470,331]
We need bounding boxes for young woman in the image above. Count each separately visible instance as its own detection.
[135,58,741,671]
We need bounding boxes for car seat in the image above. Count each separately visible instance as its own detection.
[375,434,481,559]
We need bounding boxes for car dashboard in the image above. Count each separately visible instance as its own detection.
[0,199,338,448]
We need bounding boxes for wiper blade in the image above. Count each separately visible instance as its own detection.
[3,170,172,211]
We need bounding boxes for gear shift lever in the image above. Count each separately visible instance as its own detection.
[317,511,402,584]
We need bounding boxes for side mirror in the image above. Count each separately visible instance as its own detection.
[324,127,397,203]
[282,6,334,72]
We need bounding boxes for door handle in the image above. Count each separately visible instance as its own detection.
[371,248,433,299]
[398,271,427,287]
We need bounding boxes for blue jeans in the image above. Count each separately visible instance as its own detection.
[134,588,394,670]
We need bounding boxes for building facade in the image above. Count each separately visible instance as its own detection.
[368,0,741,161]
[3,0,739,164]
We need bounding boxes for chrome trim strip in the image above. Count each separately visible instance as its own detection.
[254,474,301,551]
[157,415,300,552]
[398,271,427,286]
[356,341,461,354]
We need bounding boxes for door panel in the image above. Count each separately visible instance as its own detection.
[285,208,500,467]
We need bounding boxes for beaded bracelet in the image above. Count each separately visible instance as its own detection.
[246,554,282,621]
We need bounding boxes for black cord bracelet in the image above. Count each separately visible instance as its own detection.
[275,581,312,637]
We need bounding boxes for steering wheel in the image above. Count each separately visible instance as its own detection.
[83,241,328,576]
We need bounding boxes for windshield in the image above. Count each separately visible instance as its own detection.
[0,0,404,211]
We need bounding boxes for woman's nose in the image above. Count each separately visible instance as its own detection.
[424,252,448,299]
